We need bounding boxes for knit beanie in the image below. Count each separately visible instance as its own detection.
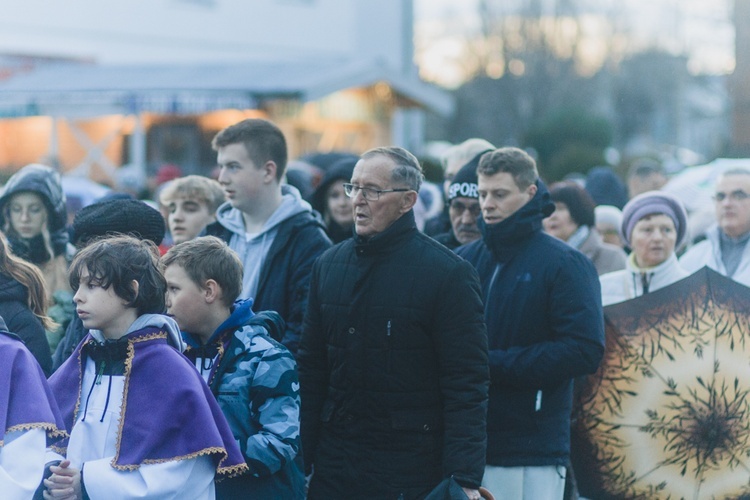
[620,191,688,248]
[71,198,166,247]
[585,166,628,209]
[447,150,489,202]
[594,205,623,229]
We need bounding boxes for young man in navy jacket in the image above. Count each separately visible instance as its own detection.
[457,147,605,500]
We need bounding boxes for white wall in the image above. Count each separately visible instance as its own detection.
[0,0,413,71]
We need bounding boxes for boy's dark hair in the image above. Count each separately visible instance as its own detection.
[477,147,538,190]
[162,236,243,308]
[69,234,166,316]
[212,119,288,182]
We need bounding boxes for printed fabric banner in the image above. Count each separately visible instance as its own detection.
[572,267,750,500]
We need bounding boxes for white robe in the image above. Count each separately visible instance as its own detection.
[0,428,46,499]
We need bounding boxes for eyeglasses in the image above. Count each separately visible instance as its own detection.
[449,200,481,217]
[343,183,410,201]
[713,190,750,202]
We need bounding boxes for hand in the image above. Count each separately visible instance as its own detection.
[462,487,482,500]
[43,460,82,500]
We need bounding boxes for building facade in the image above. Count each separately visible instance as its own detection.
[0,0,449,184]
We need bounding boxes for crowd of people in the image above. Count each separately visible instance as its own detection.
[1,116,749,500]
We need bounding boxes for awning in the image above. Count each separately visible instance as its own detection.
[0,57,454,118]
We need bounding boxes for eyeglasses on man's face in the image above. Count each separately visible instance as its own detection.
[343,183,410,201]
[713,190,750,202]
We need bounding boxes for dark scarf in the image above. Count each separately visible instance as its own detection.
[8,229,68,265]
[479,179,555,263]
[83,336,129,376]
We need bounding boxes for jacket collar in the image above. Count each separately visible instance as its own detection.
[625,251,680,276]
[479,179,554,262]
[354,210,417,257]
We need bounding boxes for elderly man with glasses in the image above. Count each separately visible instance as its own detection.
[680,168,750,286]
[298,146,490,500]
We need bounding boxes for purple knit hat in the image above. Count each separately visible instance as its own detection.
[620,191,688,248]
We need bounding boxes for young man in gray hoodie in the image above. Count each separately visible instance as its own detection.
[204,118,331,355]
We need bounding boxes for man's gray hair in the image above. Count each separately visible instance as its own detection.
[361,146,423,192]
[719,167,750,180]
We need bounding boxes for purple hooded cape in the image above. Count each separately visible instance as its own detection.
[48,327,248,477]
[0,331,66,445]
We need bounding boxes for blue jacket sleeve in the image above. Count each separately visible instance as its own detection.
[489,251,605,388]
[244,346,302,476]
[279,225,331,355]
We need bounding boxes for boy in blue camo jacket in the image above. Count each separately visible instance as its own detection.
[163,236,304,499]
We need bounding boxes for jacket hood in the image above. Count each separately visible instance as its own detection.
[0,164,67,232]
[311,157,357,214]
[90,313,185,352]
[215,184,312,237]
[479,179,554,261]
[215,299,256,339]
[182,299,287,347]
[183,299,256,348]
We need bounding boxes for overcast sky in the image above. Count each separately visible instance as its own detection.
[414,0,734,87]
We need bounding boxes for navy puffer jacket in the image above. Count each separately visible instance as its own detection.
[299,211,489,494]
[457,180,604,467]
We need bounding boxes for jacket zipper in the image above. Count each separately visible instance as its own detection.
[387,320,392,372]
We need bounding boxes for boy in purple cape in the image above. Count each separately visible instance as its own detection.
[0,315,65,499]
[42,235,247,500]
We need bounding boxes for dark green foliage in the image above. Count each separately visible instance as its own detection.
[524,107,613,182]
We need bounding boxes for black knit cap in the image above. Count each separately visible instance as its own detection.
[71,198,165,247]
[447,150,490,202]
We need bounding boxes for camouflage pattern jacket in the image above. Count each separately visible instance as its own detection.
[183,302,305,499]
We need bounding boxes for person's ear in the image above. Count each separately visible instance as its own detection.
[263,161,278,184]
[400,190,418,214]
[203,279,221,304]
[130,280,140,302]
[526,183,538,199]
